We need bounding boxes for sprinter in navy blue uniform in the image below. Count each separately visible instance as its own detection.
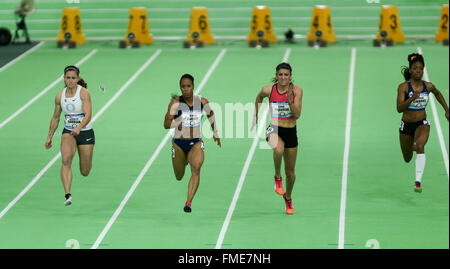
[164,74,221,212]
[396,53,449,193]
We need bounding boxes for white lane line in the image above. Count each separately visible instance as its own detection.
[417,47,449,179]
[215,48,291,249]
[0,49,162,222]
[0,41,45,73]
[215,104,269,249]
[0,49,98,129]
[91,48,227,249]
[282,48,291,62]
[0,153,61,220]
[338,47,356,250]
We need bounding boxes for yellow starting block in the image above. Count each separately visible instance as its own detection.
[306,5,336,46]
[247,6,276,47]
[375,5,405,45]
[187,7,214,46]
[124,7,153,45]
[57,7,86,46]
[435,4,449,45]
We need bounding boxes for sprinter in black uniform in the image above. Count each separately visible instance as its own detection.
[164,74,221,212]
[396,53,449,193]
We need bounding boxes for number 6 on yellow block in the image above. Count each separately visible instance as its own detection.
[187,7,214,45]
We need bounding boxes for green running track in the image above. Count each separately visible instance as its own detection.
[0,0,448,250]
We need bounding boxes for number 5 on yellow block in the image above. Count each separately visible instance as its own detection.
[247,6,276,44]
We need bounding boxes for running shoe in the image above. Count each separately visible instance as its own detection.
[283,193,294,215]
[64,194,72,206]
[274,176,284,195]
[414,181,422,193]
[184,202,192,213]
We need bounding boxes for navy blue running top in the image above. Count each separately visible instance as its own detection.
[405,81,429,111]
[174,95,204,128]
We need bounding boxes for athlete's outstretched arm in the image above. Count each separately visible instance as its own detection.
[45,92,63,149]
[164,99,181,129]
[202,98,221,147]
[251,86,271,131]
[428,82,449,121]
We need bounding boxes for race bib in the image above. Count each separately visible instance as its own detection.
[408,92,429,110]
[181,110,202,128]
[271,101,292,118]
[64,113,85,130]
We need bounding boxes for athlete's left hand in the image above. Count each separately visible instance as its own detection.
[286,84,294,103]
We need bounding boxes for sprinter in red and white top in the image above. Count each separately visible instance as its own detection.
[251,62,303,215]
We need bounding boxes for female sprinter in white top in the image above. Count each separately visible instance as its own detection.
[45,65,95,206]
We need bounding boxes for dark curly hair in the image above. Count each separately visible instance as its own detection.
[401,53,425,81]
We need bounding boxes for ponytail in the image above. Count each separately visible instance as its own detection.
[78,77,87,88]
[401,66,411,81]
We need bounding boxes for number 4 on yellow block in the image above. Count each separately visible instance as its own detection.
[306,5,336,44]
